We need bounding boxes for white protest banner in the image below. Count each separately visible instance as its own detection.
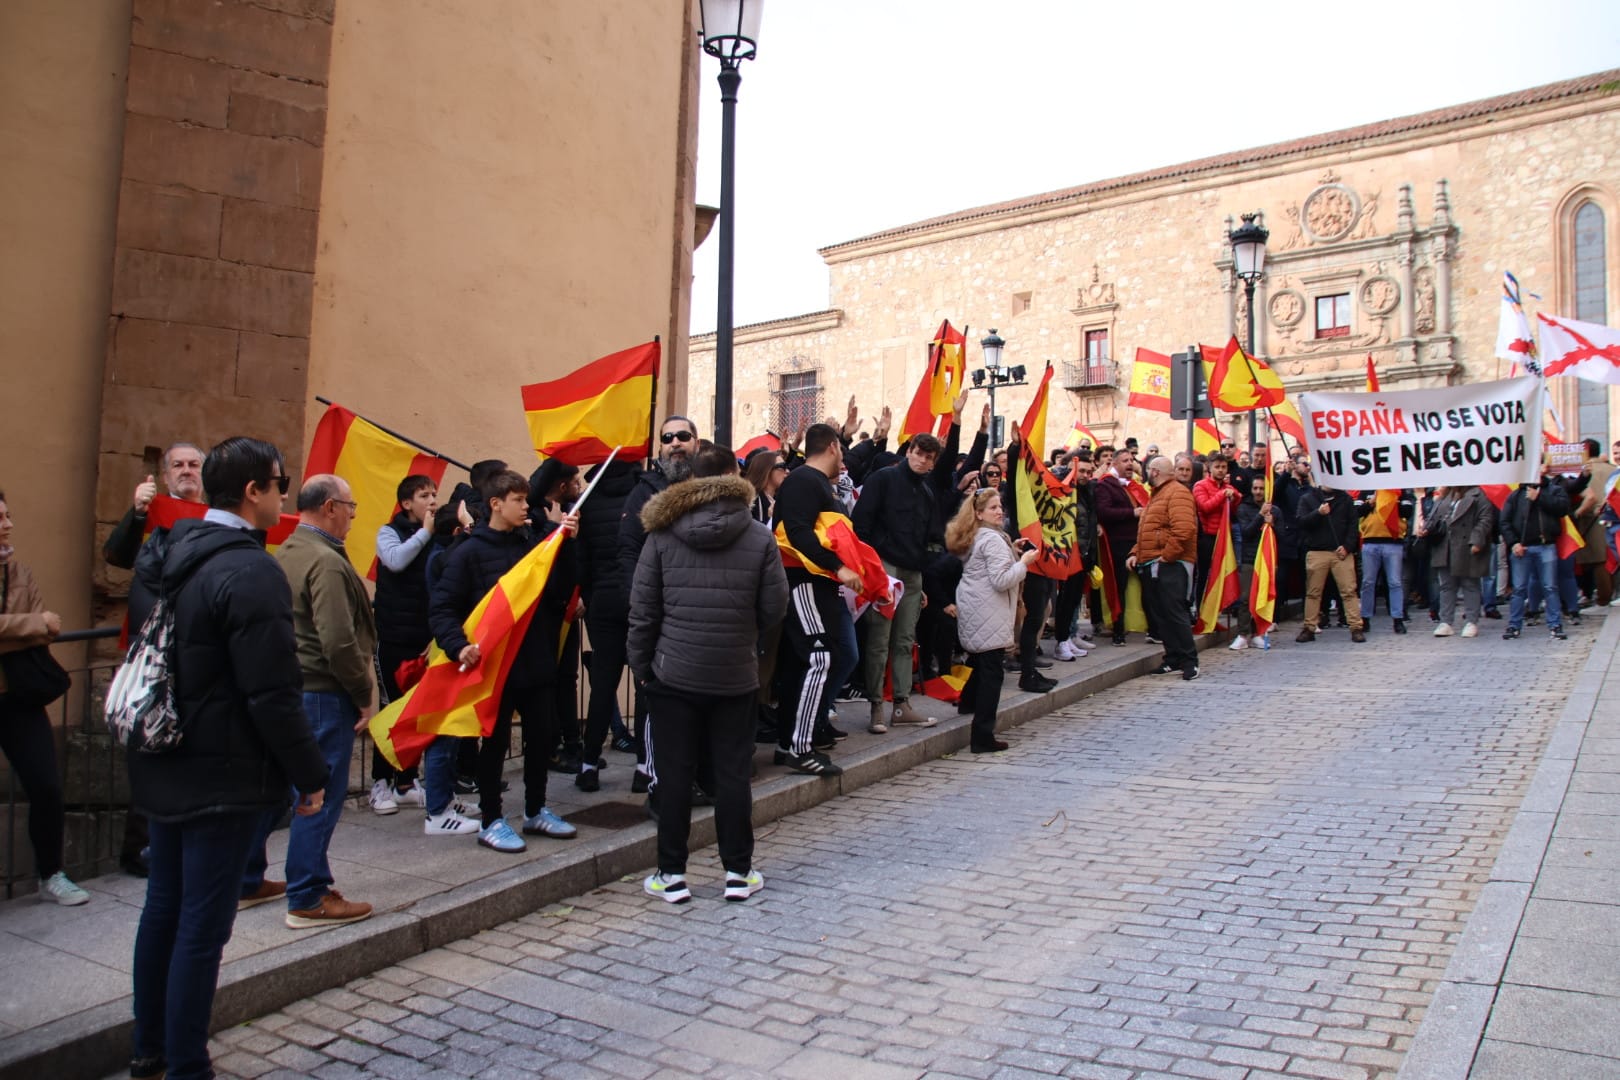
[1298,377,1542,490]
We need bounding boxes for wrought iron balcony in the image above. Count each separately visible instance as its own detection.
[1060,359,1117,391]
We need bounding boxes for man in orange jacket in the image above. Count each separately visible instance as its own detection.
[1128,456,1200,681]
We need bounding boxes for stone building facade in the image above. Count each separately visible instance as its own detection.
[691,70,1620,457]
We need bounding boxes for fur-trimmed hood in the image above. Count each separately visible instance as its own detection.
[639,475,756,550]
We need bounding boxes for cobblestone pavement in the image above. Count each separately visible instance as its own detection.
[183,615,1595,1080]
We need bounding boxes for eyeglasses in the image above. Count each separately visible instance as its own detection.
[329,498,358,511]
[1221,443,1236,449]
[268,475,291,495]
[660,430,695,444]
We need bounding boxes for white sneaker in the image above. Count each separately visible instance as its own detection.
[1252,634,1271,650]
[393,783,426,809]
[40,871,89,906]
[369,779,399,816]
[1054,640,1081,661]
[424,809,480,836]
[1067,636,1090,656]
[1433,623,1455,637]
[1229,635,1249,651]
[1461,622,1479,638]
[1076,628,1095,643]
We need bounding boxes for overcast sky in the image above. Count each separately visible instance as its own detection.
[688,0,1620,336]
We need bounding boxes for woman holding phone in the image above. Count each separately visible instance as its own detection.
[945,488,1040,752]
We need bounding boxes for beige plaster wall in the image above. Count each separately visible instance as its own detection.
[307,0,698,472]
[694,96,1620,457]
[0,1,132,636]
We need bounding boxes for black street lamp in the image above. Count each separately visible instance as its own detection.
[698,0,763,449]
[969,329,1026,449]
[1228,211,1269,454]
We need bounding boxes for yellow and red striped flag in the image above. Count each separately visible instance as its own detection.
[1193,418,1223,456]
[1194,500,1239,633]
[1020,364,1054,462]
[1363,357,1404,535]
[1203,336,1286,412]
[775,513,889,603]
[898,320,967,443]
[1268,396,1309,453]
[145,494,298,549]
[304,404,453,580]
[369,528,567,771]
[1251,465,1278,637]
[1062,419,1099,452]
[522,340,660,466]
[1128,348,1173,413]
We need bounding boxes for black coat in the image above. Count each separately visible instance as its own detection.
[373,512,434,650]
[127,518,328,823]
[1296,487,1358,552]
[1499,483,1572,549]
[617,463,677,597]
[577,460,639,612]
[852,460,938,572]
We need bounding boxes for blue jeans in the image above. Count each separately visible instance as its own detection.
[134,811,261,1080]
[1481,572,1498,612]
[284,691,356,911]
[819,599,860,718]
[423,735,457,817]
[1558,554,1581,613]
[1359,543,1405,620]
[239,806,280,897]
[1511,545,1562,630]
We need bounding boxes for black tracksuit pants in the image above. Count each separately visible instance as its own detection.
[646,685,754,876]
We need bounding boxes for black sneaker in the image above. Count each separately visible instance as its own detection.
[1150,662,1179,675]
[1392,619,1407,635]
[1145,634,1163,645]
[453,775,479,795]
[549,751,582,775]
[826,723,849,742]
[1552,626,1568,640]
[1182,667,1201,682]
[1112,631,1127,647]
[574,768,600,793]
[611,735,637,754]
[1018,674,1058,693]
[1503,626,1521,639]
[812,728,837,751]
[1527,613,1541,625]
[631,770,651,794]
[1484,608,1503,620]
[787,751,843,777]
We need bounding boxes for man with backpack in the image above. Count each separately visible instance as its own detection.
[126,437,328,1080]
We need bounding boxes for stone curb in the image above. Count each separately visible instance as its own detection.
[0,633,1221,1080]
[1397,610,1620,1080]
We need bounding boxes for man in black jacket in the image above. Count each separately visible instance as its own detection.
[629,445,787,903]
[128,437,328,1080]
[1500,472,1572,640]
[574,458,640,792]
[1295,482,1367,642]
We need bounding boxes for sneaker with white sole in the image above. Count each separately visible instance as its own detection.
[478,819,527,853]
[644,871,690,904]
[1461,622,1478,638]
[1054,640,1081,661]
[393,783,426,809]
[724,869,764,902]
[1068,636,1091,655]
[1433,623,1455,637]
[39,871,89,907]
[368,779,398,816]
[424,809,480,836]
[522,807,577,838]
[1229,635,1249,651]
[1252,634,1271,650]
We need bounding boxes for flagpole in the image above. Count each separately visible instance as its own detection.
[646,334,661,468]
[313,397,470,470]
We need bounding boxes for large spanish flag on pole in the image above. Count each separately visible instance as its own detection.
[1020,364,1054,462]
[898,320,968,443]
[1203,336,1286,412]
[1268,396,1309,455]
[1013,432,1083,580]
[369,528,567,772]
[1128,348,1173,413]
[145,495,299,550]
[1251,465,1278,638]
[522,340,660,466]
[304,404,454,579]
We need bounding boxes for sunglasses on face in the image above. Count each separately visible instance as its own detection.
[267,474,291,495]
[660,430,695,444]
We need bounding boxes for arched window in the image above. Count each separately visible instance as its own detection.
[1572,201,1609,443]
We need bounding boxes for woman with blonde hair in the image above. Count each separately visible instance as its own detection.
[945,487,1039,752]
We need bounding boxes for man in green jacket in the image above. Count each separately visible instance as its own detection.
[272,474,377,929]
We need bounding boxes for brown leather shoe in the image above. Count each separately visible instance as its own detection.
[285,889,373,929]
[1350,628,1367,643]
[237,880,286,911]
[1295,628,1316,643]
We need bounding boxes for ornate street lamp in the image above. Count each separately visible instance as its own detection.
[698,0,763,448]
[1227,212,1269,454]
[971,329,1025,449]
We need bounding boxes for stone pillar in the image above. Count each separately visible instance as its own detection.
[96,0,332,603]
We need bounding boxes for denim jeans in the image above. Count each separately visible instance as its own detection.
[1558,554,1581,613]
[422,735,458,817]
[1510,544,1562,630]
[239,806,281,898]
[133,811,261,1080]
[817,598,860,718]
[1359,543,1405,620]
[284,691,357,911]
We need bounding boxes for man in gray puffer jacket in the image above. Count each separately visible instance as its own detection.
[628,445,788,904]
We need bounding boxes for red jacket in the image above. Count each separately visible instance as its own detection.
[1193,476,1238,536]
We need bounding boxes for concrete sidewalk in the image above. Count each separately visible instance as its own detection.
[1403,610,1620,1079]
[0,633,1196,1080]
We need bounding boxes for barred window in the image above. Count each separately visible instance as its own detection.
[773,370,822,436]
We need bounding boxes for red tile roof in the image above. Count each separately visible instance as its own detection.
[821,68,1620,256]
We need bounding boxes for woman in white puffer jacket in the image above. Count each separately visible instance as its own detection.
[945,487,1039,752]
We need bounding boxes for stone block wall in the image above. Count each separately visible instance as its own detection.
[96,0,332,602]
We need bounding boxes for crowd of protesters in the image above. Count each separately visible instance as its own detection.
[2,415,1614,1079]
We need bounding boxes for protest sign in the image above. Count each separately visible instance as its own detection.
[1545,442,1587,474]
[1298,377,1542,490]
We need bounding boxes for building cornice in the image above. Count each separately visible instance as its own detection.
[689,309,842,352]
[819,70,1620,264]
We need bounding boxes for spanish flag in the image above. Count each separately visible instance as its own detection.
[1193,501,1239,633]
[1013,434,1083,580]
[1095,529,1148,633]
[1251,466,1278,637]
[1128,348,1172,413]
[920,664,973,704]
[1363,358,1404,538]
[898,320,967,443]
[1020,364,1054,462]
[145,494,298,549]
[1062,420,1099,452]
[522,340,660,466]
[304,404,453,579]
[775,512,889,604]
[1268,397,1309,453]
[1203,336,1285,412]
[370,528,567,771]
[1194,418,1223,456]
[736,431,781,460]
